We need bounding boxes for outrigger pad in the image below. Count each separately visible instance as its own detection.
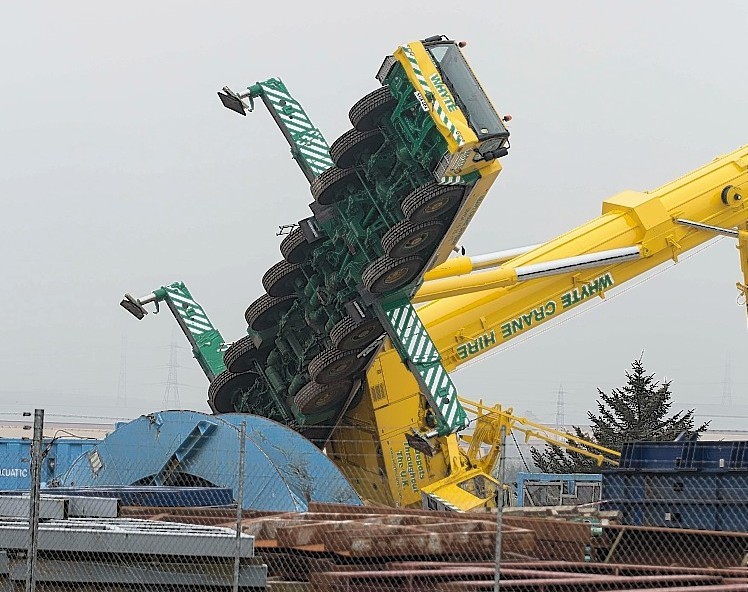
[120,294,148,320]
[406,431,436,457]
[218,90,247,116]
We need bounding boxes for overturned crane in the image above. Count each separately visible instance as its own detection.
[122,35,748,512]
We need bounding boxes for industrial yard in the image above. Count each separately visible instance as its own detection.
[3,2,748,591]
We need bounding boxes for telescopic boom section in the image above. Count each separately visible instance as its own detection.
[414,145,748,370]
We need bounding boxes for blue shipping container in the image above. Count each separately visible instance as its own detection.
[0,438,99,490]
[602,498,748,532]
[603,439,748,533]
[618,440,748,471]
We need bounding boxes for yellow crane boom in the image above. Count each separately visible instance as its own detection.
[328,145,748,511]
[416,145,748,370]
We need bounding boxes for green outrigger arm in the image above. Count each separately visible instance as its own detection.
[219,78,333,183]
[380,299,469,436]
[120,79,330,386]
[120,282,227,381]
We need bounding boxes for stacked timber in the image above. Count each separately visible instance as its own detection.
[126,502,748,590]
[240,506,534,581]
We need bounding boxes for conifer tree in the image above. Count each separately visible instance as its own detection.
[531,356,709,473]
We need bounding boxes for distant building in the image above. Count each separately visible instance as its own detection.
[0,420,113,441]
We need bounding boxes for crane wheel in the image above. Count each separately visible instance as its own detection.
[381,219,444,258]
[401,183,465,224]
[244,293,296,332]
[331,315,384,351]
[280,226,312,264]
[309,347,371,384]
[349,86,397,131]
[294,379,354,414]
[311,166,364,205]
[223,335,269,374]
[362,255,424,294]
[298,385,365,446]
[208,369,258,414]
[262,260,304,297]
[329,128,385,169]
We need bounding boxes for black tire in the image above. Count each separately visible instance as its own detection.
[309,347,370,384]
[310,166,364,205]
[349,86,397,131]
[294,380,354,414]
[381,219,444,258]
[401,183,466,223]
[331,315,384,351]
[280,227,312,264]
[362,255,424,294]
[208,370,258,414]
[223,335,269,374]
[329,128,385,169]
[262,260,304,297]
[244,294,295,332]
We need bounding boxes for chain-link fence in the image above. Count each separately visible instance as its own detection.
[5,410,747,591]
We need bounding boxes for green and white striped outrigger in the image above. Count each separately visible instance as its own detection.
[382,300,469,435]
[222,77,334,183]
[121,282,228,382]
[255,78,334,181]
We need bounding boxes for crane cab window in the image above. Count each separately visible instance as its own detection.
[426,43,508,143]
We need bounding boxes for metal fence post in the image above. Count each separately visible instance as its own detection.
[493,424,507,592]
[233,419,246,592]
[26,409,44,592]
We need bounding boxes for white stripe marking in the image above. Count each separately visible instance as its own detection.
[183,318,212,332]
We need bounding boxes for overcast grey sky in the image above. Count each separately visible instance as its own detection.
[2,1,748,431]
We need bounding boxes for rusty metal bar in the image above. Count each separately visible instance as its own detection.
[489,561,748,577]
[435,575,724,591]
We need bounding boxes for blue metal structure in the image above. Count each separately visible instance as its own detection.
[0,486,234,508]
[617,439,748,471]
[603,439,748,532]
[39,486,234,507]
[60,411,361,512]
[0,438,97,490]
[516,472,602,507]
